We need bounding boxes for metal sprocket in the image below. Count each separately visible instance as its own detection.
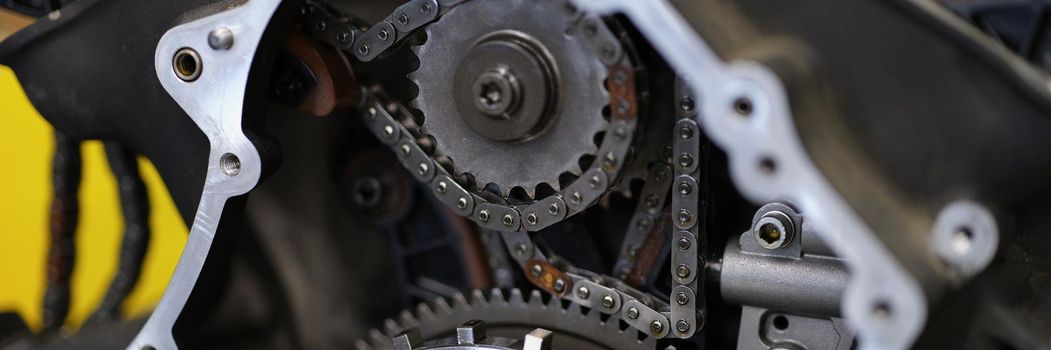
[410,0,610,199]
[355,289,656,350]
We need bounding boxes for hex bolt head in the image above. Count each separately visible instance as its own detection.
[649,320,663,334]
[600,294,615,309]
[530,264,543,277]
[553,278,566,293]
[576,286,590,299]
[208,27,234,50]
[358,42,370,55]
[378,28,390,41]
[626,307,639,319]
[478,209,490,222]
[676,292,689,305]
[676,264,691,278]
[676,320,690,333]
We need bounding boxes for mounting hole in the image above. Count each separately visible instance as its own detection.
[141,346,156,350]
[872,300,893,322]
[758,156,777,175]
[173,47,202,82]
[733,96,753,117]
[951,227,973,255]
[772,315,789,331]
[220,153,241,176]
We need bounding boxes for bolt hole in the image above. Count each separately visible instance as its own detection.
[951,226,973,254]
[759,156,777,175]
[220,153,241,176]
[173,48,202,82]
[872,300,893,322]
[758,223,782,245]
[772,315,789,331]
[733,97,753,117]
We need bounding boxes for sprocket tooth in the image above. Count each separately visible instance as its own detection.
[354,339,372,350]
[470,289,489,306]
[368,329,389,345]
[416,303,437,321]
[489,288,507,304]
[399,310,419,328]
[509,288,527,305]
[433,296,454,315]
[452,292,471,310]
[383,319,402,336]
[524,184,536,199]
[546,292,563,309]
[568,164,584,176]
[527,290,545,306]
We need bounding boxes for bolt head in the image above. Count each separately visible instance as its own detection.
[208,27,234,50]
[570,192,582,204]
[478,209,490,222]
[358,42,370,55]
[398,13,409,25]
[383,125,394,136]
[576,286,590,299]
[589,175,601,188]
[679,125,694,140]
[456,197,468,209]
[437,181,447,193]
[530,264,543,277]
[680,97,695,113]
[417,163,429,175]
[526,213,538,225]
[678,181,692,196]
[502,214,515,226]
[644,194,658,208]
[678,153,694,168]
[553,278,566,293]
[514,243,528,256]
[400,144,411,156]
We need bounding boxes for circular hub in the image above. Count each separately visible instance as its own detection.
[454,31,559,142]
[413,0,610,197]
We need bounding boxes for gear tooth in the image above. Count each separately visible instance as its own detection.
[527,290,544,305]
[546,293,563,308]
[400,310,419,328]
[524,184,537,198]
[417,303,436,320]
[434,296,454,315]
[383,319,402,335]
[568,164,584,176]
[453,292,471,310]
[509,288,527,305]
[368,329,388,345]
[565,299,583,315]
[490,288,507,303]
[471,289,489,306]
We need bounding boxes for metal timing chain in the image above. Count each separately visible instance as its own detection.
[306,0,703,340]
[335,0,640,234]
[669,77,705,338]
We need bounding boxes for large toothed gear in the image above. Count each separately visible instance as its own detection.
[410,0,610,198]
[355,289,657,350]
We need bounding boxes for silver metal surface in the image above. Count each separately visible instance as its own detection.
[668,78,700,338]
[132,0,280,348]
[569,0,929,347]
[737,306,855,350]
[412,0,608,197]
[721,235,848,317]
[356,289,657,349]
[930,200,999,280]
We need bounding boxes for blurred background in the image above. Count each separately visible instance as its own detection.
[0,64,185,333]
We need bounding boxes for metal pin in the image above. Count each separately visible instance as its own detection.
[601,294,615,309]
[530,264,543,277]
[626,307,639,319]
[502,214,515,226]
[576,286,590,299]
[478,209,490,222]
[456,197,468,209]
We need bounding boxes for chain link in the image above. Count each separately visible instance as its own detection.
[669,77,705,338]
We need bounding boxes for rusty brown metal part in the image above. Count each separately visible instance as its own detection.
[606,64,638,121]
[0,9,34,42]
[451,212,494,290]
[627,211,669,287]
[524,258,573,298]
[283,33,362,116]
